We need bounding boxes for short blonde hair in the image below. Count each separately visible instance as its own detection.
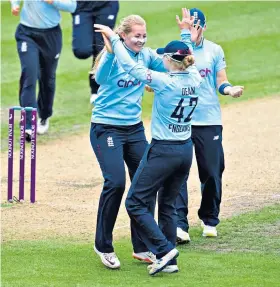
[91,15,146,75]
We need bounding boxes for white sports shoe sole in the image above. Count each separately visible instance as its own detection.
[94,245,120,269]
[149,248,179,276]
[147,264,179,273]
[133,252,155,264]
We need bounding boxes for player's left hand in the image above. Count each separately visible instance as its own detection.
[44,0,54,4]
[176,8,195,31]
[227,86,244,98]
[94,24,116,39]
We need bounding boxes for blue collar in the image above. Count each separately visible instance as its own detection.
[123,42,139,57]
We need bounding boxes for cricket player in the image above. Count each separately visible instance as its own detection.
[71,0,119,103]
[176,8,244,241]
[94,9,202,275]
[90,15,166,270]
[11,0,77,141]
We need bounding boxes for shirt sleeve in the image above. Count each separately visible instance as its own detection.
[111,35,170,93]
[147,48,166,72]
[10,0,20,9]
[52,0,77,13]
[95,51,115,85]
[180,29,193,53]
[214,45,226,72]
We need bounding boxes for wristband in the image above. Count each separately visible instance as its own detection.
[218,83,232,95]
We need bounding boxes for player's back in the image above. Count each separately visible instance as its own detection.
[151,65,202,141]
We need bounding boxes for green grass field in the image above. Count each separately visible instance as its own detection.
[1,1,280,148]
[2,205,280,287]
[1,1,280,286]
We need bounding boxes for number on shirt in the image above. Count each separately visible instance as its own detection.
[171,98,185,123]
[171,97,198,123]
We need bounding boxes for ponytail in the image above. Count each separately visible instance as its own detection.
[90,47,106,77]
[182,55,195,68]
[170,54,195,70]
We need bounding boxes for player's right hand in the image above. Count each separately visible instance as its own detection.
[101,33,113,54]
[12,5,20,16]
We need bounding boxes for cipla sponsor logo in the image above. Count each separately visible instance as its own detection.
[117,79,141,88]
[199,68,211,78]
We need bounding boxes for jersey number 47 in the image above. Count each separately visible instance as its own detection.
[171,97,198,123]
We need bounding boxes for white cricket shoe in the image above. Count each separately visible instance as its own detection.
[37,118,49,135]
[202,225,217,237]
[147,264,179,273]
[94,245,120,269]
[90,93,98,105]
[176,227,191,244]
[133,251,156,263]
[148,248,179,276]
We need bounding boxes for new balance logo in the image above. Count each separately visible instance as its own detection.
[75,15,80,25]
[55,53,60,59]
[108,15,115,20]
[213,135,219,140]
[21,42,27,52]
[107,136,114,147]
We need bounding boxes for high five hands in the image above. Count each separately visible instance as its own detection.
[176,8,196,30]
[94,24,116,54]
[176,8,202,43]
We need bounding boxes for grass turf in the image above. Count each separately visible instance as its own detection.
[1,204,280,287]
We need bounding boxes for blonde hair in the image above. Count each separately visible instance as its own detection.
[115,14,146,37]
[91,15,146,76]
[170,55,195,71]
[91,48,106,77]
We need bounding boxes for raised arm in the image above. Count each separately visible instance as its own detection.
[51,0,77,13]
[94,50,115,85]
[10,0,20,8]
[176,8,195,52]
[110,35,169,92]
[180,29,193,53]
